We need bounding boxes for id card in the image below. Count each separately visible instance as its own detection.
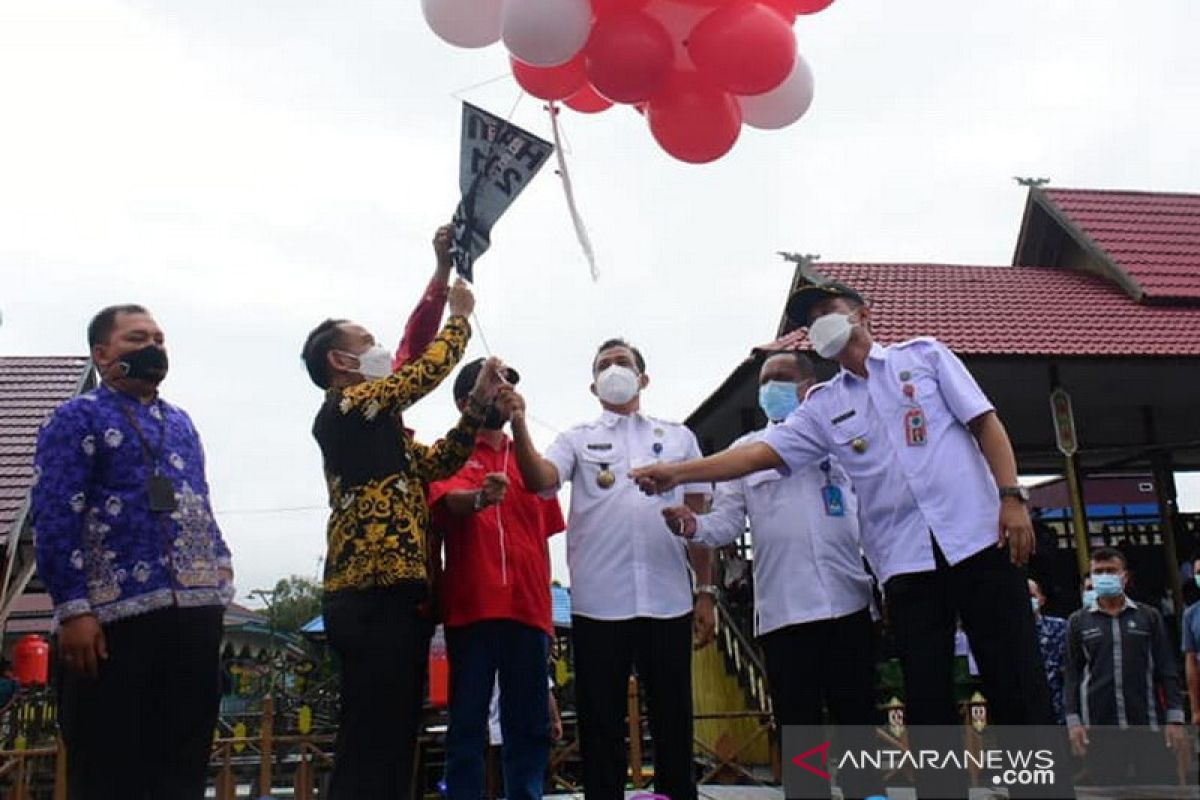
[821,485,845,517]
[148,475,177,512]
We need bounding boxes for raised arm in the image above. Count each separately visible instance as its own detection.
[506,390,562,494]
[393,224,454,370]
[631,443,782,496]
[340,281,474,417]
[410,356,508,484]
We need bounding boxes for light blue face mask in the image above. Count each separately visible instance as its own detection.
[1193,574,1200,590]
[1030,597,1040,614]
[1081,589,1097,607]
[758,380,801,422]
[1092,573,1124,598]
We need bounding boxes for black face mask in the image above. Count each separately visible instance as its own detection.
[481,405,506,431]
[116,345,169,383]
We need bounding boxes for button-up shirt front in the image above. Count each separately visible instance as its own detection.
[430,434,566,636]
[31,384,233,624]
[545,411,707,621]
[694,427,872,636]
[1065,597,1184,729]
[762,338,999,585]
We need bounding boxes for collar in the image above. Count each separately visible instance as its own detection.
[838,342,888,383]
[598,409,642,428]
[1088,595,1137,613]
[98,382,163,409]
[474,432,512,452]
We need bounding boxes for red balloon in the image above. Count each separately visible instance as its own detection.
[687,1,798,95]
[646,72,741,163]
[759,0,798,23]
[584,11,674,104]
[564,84,614,113]
[511,54,588,101]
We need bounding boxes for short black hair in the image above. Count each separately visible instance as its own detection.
[301,319,349,389]
[87,304,148,348]
[593,338,645,374]
[762,350,816,381]
[1090,546,1127,568]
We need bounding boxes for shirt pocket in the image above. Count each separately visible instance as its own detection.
[826,412,871,463]
[578,444,625,494]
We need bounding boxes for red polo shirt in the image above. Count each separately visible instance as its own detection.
[429,434,565,636]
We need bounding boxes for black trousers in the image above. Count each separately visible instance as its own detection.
[885,541,1059,799]
[57,605,224,800]
[759,608,878,727]
[885,541,1053,726]
[761,609,880,800]
[571,614,696,800]
[324,587,432,800]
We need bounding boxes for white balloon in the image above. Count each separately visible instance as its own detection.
[421,0,505,49]
[502,0,592,67]
[738,53,815,130]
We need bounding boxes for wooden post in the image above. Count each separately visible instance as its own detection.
[260,696,275,797]
[53,734,67,800]
[1064,453,1090,576]
[1050,384,1089,575]
[627,675,643,789]
[11,753,27,800]
[1152,452,1186,624]
[294,746,313,800]
[216,744,235,800]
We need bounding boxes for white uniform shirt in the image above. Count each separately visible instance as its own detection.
[762,338,999,585]
[545,410,708,621]
[694,427,873,636]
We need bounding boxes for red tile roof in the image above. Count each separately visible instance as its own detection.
[1041,189,1200,301]
[763,263,1200,357]
[0,357,93,541]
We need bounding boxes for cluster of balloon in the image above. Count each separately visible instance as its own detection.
[421,0,833,164]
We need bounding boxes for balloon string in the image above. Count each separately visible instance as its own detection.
[449,72,514,102]
[548,102,598,281]
[470,310,493,356]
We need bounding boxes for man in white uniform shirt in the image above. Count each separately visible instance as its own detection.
[631,284,1056,797]
[510,339,715,800]
[662,351,876,728]
[663,351,882,800]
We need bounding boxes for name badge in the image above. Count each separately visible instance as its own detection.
[148,475,177,512]
[821,485,846,517]
[904,408,927,447]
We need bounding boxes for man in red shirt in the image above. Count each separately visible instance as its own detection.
[430,359,566,800]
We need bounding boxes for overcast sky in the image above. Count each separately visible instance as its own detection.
[2,0,1197,604]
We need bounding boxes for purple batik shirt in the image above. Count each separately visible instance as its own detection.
[762,338,999,585]
[31,383,233,625]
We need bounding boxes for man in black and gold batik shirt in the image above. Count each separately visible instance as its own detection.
[302,278,508,800]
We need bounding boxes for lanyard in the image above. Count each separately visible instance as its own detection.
[120,403,167,475]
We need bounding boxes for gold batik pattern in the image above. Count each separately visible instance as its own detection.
[321,316,481,594]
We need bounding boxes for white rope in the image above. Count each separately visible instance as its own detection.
[547,102,598,281]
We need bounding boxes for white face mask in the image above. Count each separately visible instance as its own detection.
[343,345,392,380]
[808,313,856,359]
[595,365,640,406]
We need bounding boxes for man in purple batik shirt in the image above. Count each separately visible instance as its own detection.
[31,304,234,800]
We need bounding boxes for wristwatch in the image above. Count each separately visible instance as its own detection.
[998,486,1030,503]
[695,584,719,599]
